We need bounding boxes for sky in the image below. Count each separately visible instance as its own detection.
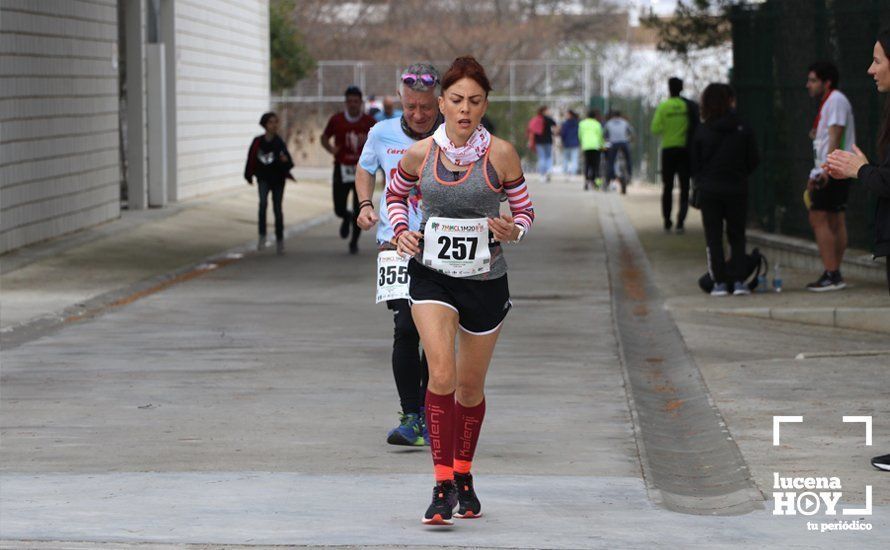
[624,0,678,17]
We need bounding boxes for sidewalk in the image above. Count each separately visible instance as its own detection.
[619,183,890,334]
[617,181,889,508]
[1,178,333,338]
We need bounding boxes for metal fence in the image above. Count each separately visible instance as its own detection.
[279,60,602,104]
[730,0,890,251]
[276,59,658,179]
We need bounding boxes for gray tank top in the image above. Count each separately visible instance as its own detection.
[415,140,507,280]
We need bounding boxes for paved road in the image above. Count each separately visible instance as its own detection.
[1,182,888,548]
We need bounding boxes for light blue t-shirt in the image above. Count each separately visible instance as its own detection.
[357,117,422,245]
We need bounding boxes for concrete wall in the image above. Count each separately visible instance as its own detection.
[0,0,122,253]
[174,0,269,199]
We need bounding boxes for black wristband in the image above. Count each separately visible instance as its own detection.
[359,200,374,212]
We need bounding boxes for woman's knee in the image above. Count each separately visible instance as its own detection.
[455,380,484,405]
[427,366,455,393]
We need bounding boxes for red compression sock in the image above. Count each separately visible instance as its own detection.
[454,398,486,475]
[425,389,456,482]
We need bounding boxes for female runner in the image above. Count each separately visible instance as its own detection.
[385,56,535,526]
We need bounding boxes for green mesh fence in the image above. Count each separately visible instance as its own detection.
[730,0,890,251]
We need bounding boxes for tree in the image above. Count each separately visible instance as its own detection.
[270,0,314,93]
[288,0,623,64]
[642,0,733,57]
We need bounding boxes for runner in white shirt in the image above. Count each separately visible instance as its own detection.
[805,61,857,291]
[355,63,443,446]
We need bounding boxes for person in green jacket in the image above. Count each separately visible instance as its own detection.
[651,77,698,233]
[579,109,605,190]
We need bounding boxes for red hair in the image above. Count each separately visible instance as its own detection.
[441,56,492,96]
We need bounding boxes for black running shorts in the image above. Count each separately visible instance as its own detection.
[407,260,511,335]
[810,177,850,212]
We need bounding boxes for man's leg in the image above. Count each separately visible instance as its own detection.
[583,149,594,184]
[676,149,691,230]
[332,164,347,218]
[809,210,839,272]
[661,149,677,229]
[620,142,632,180]
[592,150,602,186]
[390,299,424,416]
[828,212,847,267]
[606,147,618,182]
[332,164,351,240]
[348,182,361,249]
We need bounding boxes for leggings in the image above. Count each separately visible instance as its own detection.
[661,147,691,227]
[584,149,601,182]
[332,163,360,245]
[387,299,429,414]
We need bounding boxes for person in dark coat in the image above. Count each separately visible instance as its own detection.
[825,28,890,474]
[691,83,759,296]
[244,112,295,254]
[826,29,890,295]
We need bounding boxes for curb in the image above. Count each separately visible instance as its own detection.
[748,229,886,284]
[702,306,890,335]
[600,193,763,516]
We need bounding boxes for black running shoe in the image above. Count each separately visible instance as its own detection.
[830,270,846,290]
[872,454,890,471]
[807,270,844,292]
[349,242,359,255]
[339,214,351,239]
[454,472,482,519]
[422,480,457,525]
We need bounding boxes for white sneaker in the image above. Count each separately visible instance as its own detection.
[732,282,751,296]
[710,283,729,297]
[257,236,267,251]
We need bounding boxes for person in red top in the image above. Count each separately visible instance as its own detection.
[321,86,376,254]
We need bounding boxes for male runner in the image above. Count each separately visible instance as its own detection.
[651,77,695,233]
[805,61,856,291]
[604,111,634,189]
[321,86,376,254]
[355,63,443,445]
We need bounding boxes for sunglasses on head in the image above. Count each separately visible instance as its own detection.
[401,73,438,87]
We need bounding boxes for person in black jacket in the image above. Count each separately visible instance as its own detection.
[691,83,759,296]
[826,29,890,295]
[245,112,295,254]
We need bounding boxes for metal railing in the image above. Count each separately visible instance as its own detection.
[278,59,603,104]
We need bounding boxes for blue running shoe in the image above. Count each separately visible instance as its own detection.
[420,407,430,446]
[387,412,424,446]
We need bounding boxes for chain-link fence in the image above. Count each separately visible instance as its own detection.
[275,59,661,180]
[282,60,599,105]
[731,0,890,251]
[279,59,606,170]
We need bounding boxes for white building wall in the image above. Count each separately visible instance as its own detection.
[174,0,269,199]
[0,0,122,253]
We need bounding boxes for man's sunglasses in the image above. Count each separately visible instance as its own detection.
[401,73,438,87]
